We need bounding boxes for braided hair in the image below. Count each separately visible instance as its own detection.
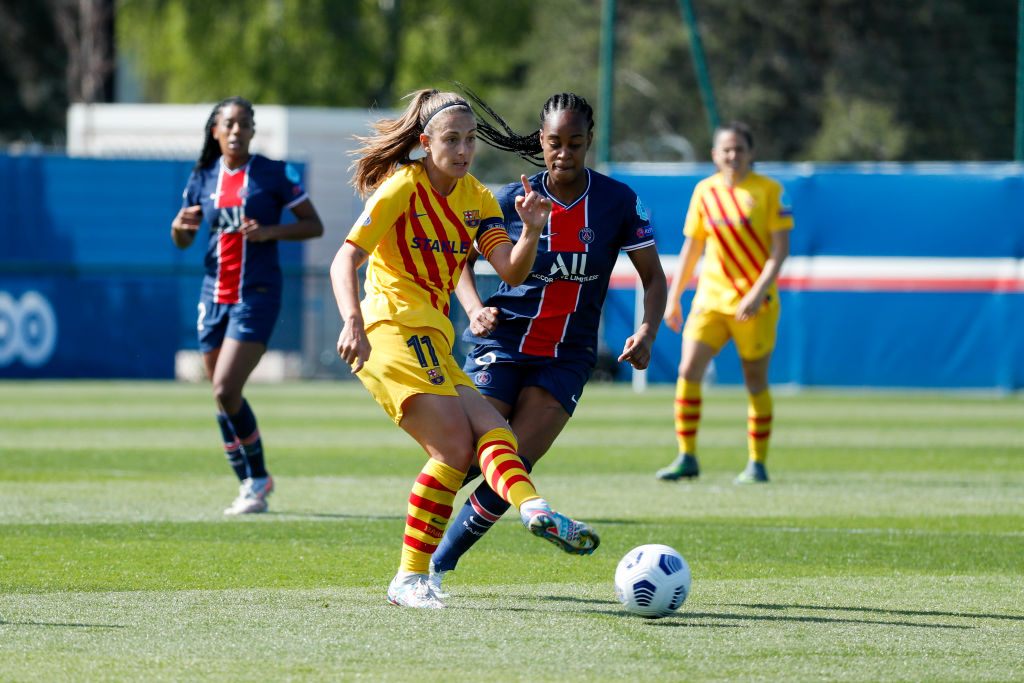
[457,84,595,167]
[349,89,472,196]
[194,96,255,172]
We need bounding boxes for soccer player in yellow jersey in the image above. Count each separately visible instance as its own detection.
[656,121,793,484]
[330,89,598,609]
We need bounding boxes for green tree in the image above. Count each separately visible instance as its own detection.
[6,0,1016,162]
[116,0,390,105]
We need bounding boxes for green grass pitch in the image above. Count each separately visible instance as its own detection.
[1,380,1022,682]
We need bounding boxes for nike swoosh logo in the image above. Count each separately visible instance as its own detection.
[430,517,447,526]
[414,212,428,218]
[570,394,578,404]
[539,232,559,239]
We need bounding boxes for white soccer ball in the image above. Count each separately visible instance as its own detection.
[614,544,691,618]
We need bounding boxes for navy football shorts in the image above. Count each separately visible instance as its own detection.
[196,296,281,353]
[463,344,594,416]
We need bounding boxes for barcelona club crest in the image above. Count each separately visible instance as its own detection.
[426,368,446,385]
[463,210,480,227]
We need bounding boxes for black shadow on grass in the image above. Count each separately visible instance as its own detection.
[675,611,971,629]
[586,519,646,526]
[0,620,125,629]
[508,598,972,629]
[261,512,401,521]
[732,602,1024,622]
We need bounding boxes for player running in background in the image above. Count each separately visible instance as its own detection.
[427,90,667,596]
[330,88,599,609]
[655,121,792,484]
[171,96,324,514]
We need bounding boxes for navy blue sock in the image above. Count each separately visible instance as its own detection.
[216,413,248,481]
[432,458,532,573]
[228,399,268,479]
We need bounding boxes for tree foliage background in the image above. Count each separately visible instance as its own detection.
[1,0,1017,179]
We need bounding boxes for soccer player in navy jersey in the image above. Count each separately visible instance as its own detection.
[171,96,323,515]
[428,91,667,596]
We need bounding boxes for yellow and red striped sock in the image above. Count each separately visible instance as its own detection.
[477,427,539,510]
[399,458,464,575]
[747,389,773,463]
[675,378,702,455]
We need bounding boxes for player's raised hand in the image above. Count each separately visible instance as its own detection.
[514,174,552,236]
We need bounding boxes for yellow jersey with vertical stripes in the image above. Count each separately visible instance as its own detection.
[684,171,794,314]
[346,163,509,345]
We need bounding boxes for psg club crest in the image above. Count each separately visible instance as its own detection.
[578,227,595,244]
[475,371,492,386]
[426,368,446,385]
[463,210,480,227]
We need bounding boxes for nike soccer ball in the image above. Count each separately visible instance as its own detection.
[614,544,691,618]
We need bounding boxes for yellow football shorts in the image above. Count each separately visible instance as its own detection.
[356,320,475,424]
[683,298,781,360]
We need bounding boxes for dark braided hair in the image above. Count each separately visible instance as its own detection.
[194,96,255,171]
[456,83,595,167]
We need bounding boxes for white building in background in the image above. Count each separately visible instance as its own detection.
[67,103,396,380]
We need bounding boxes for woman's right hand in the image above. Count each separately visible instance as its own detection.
[337,324,371,374]
[173,205,202,233]
[468,306,500,337]
[664,298,684,334]
[171,205,202,247]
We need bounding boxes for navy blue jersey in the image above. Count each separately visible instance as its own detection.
[466,168,655,362]
[182,154,308,304]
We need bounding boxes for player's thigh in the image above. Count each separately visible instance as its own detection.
[730,300,780,361]
[508,386,571,466]
[197,299,229,355]
[225,297,280,347]
[212,338,266,386]
[463,345,523,411]
[400,392,476,469]
[358,321,464,424]
[681,308,728,376]
[682,307,730,348]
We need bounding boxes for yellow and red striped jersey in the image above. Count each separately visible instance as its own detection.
[684,171,794,313]
[346,163,509,345]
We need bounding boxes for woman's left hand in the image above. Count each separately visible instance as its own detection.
[240,216,269,242]
[735,292,765,322]
[618,333,653,370]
